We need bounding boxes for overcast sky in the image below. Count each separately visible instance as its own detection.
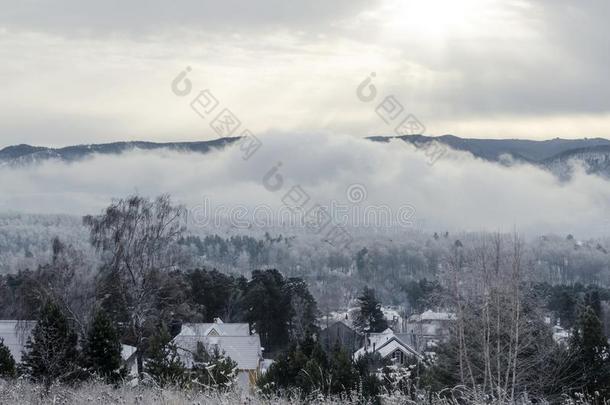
[0,0,609,147]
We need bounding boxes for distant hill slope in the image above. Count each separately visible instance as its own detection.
[370,135,610,179]
[0,137,240,167]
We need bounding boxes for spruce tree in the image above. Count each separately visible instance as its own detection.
[83,310,125,384]
[144,324,186,387]
[328,344,358,395]
[0,338,16,378]
[21,302,80,390]
[570,305,610,398]
[354,287,388,333]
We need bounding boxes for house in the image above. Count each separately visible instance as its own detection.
[404,310,455,352]
[319,320,363,354]
[0,320,36,363]
[319,305,406,334]
[172,319,263,390]
[354,328,421,366]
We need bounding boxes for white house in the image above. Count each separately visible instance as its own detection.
[172,319,263,390]
[354,328,421,366]
[0,320,36,363]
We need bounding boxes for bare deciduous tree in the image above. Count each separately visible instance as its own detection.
[83,194,187,375]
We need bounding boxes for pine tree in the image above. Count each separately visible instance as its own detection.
[21,302,80,390]
[354,288,388,333]
[144,324,186,387]
[328,344,358,395]
[570,305,610,398]
[0,338,16,378]
[83,310,125,384]
[258,337,329,397]
[191,342,238,391]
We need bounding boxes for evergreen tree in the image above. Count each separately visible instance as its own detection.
[258,337,329,397]
[353,288,388,333]
[244,269,292,353]
[570,306,610,398]
[0,338,16,378]
[144,324,186,387]
[328,344,359,394]
[584,290,603,320]
[83,310,125,384]
[188,269,239,321]
[191,342,237,390]
[21,302,80,390]
[286,277,318,342]
[355,352,385,402]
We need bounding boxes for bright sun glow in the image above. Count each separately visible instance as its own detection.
[383,0,495,41]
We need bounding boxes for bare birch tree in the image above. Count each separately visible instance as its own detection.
[83,194,186,375]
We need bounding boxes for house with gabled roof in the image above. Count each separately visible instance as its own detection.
[172,318,263,390]
[319,320,363,354]
[354,328,421,366]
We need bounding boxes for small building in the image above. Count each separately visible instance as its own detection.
[121,344,138,378]
[552,324,571,346]
[319,320,363,354]
[354,328,421,366]
[0,320,36,363]
[404,310,455,352]
[172,319,263,390]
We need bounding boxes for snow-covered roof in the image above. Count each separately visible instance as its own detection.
[354,329,420,360]
[320,306,404,329]
[375,338,419,359]
[552,325,571,344]
[121,344,137,361]
[174,335,262,370]
[382,308,402,321]
[178,322,250,337]
[173,320,262,370]
[0,320,35,363]
[409,310,455,322]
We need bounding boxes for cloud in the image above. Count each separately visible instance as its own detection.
[0,132,608,238]
[0,0,375,37]
[1,0,609,146]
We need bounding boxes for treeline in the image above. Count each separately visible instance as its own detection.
[0,267,318,353]
[3,212,610,313]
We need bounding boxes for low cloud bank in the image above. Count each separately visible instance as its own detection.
[1,132,609,238]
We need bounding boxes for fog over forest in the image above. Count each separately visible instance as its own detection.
[1,132,609,237]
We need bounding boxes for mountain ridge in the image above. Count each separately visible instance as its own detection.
[2,134,610,179]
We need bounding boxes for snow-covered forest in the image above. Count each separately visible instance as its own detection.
[0,195,608,404]
[1,211,609,309]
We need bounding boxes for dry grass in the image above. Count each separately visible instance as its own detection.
[0,380,362,405]
[0,380,603,405]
